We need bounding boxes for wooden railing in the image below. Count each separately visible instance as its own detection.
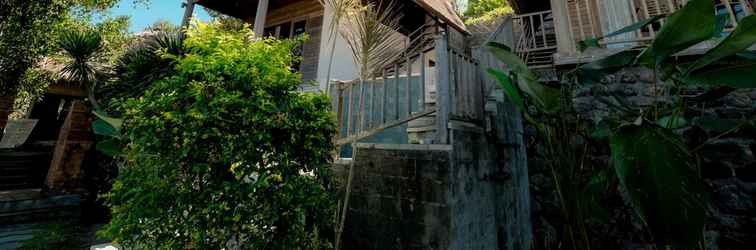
[513,10,558,53]
[565,0,753,47]
[331,32,485,147]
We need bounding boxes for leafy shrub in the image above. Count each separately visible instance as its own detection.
[100,22,336,249]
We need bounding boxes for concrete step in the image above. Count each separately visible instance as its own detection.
[0,191,81,225]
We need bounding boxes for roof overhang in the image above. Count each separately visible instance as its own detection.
[507,0,551,14]
[413,0,469,35]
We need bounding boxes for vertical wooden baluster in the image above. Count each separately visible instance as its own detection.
[420,51,426,112]
[369,76,376,129]
[382,68,387,124]
[358,79,366,134]
[435,35,451,144]
[540,13,547,48]
[394,64,400,120]
[336,83,344,139]
[529,15,537,49]
[449,51,457,117]
[346,82,354,136]
[406,56,412,116]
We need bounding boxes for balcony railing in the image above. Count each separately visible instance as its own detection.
[512,10,558,67]
[330,32,485,148]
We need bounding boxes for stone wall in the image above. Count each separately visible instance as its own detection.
[336,120,533,250]
[338,143,454,249]
[527,67,756,249]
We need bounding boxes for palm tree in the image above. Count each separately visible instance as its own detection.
[57,29,106,111]
[98,31,184,114]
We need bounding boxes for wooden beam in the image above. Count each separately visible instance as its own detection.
[253,0,270,37]
[180,0,196,37]
[434,34,451,144]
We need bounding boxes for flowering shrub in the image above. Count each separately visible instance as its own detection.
[101,22,336,249]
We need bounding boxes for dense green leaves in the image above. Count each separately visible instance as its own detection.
[101,22,336,249]
[609,122,705,249]
[687,15,756,72]
[487,42,561,113]
[681,63,756,88]
[638,0,716,67]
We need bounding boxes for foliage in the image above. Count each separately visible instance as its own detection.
[488,0,756,248]
[18,223,88,250]
[98,31,185,115]
[0,0,68,96]
[610,121,704,248]
[205,9,247,32]
[462,0,513,25]
[100,22,337,249]
[56,28,106,110]
[339,0,405,79]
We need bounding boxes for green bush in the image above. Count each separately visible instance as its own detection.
[100,22,336,249]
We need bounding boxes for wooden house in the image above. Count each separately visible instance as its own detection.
[505,0,754,68]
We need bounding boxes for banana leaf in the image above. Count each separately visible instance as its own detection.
[688,15,756,73]
[93,119,120,138]
[96,139,122,157]
[681,63,756,88]
[578,16,664,52]
[487,68,542,128]
[93,110,123,131]
[609,122,705,249]
[637,0,716,67]
[487,42,561,113]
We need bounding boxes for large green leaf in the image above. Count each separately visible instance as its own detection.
[96,139,122,157]
[609,122,705,248]
[681,63,756,88]
[576,50,640,85]
[487,42,561,113]
[488,68,524,111]
[688,15,756,72]
[578,16,665,52]
[93,110,123,131]
[487,68,541,127]
[486,42,536,79]
[638,0,716,67]
[93,119,120,138]
[581,50,639,70]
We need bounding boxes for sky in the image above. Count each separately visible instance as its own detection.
[108,0,212,33]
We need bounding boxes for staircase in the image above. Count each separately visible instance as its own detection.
[514,11,558,69]
[0,150,53,191]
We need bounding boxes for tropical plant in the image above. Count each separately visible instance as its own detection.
[339,0,404,80]
[57,29,106,111]
[98,31,185,115]
[100,22,337,249]
[488,0,756,248]
[462,0,513,25]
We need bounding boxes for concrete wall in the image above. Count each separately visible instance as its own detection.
[338,143,454,249]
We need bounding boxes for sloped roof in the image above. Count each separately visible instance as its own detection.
[414,0,469,34]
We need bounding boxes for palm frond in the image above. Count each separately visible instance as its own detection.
[339,0,405,79]
[57,29,104,85]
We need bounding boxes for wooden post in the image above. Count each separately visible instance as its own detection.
[180,0,196,40]
[253,0,270,37]
[434,34,451,144]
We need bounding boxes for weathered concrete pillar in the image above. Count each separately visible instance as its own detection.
[45,101,93,194]
[0,92,14,131]
[253,0,269,37]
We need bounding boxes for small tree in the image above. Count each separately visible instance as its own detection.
[100,22,337,249]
